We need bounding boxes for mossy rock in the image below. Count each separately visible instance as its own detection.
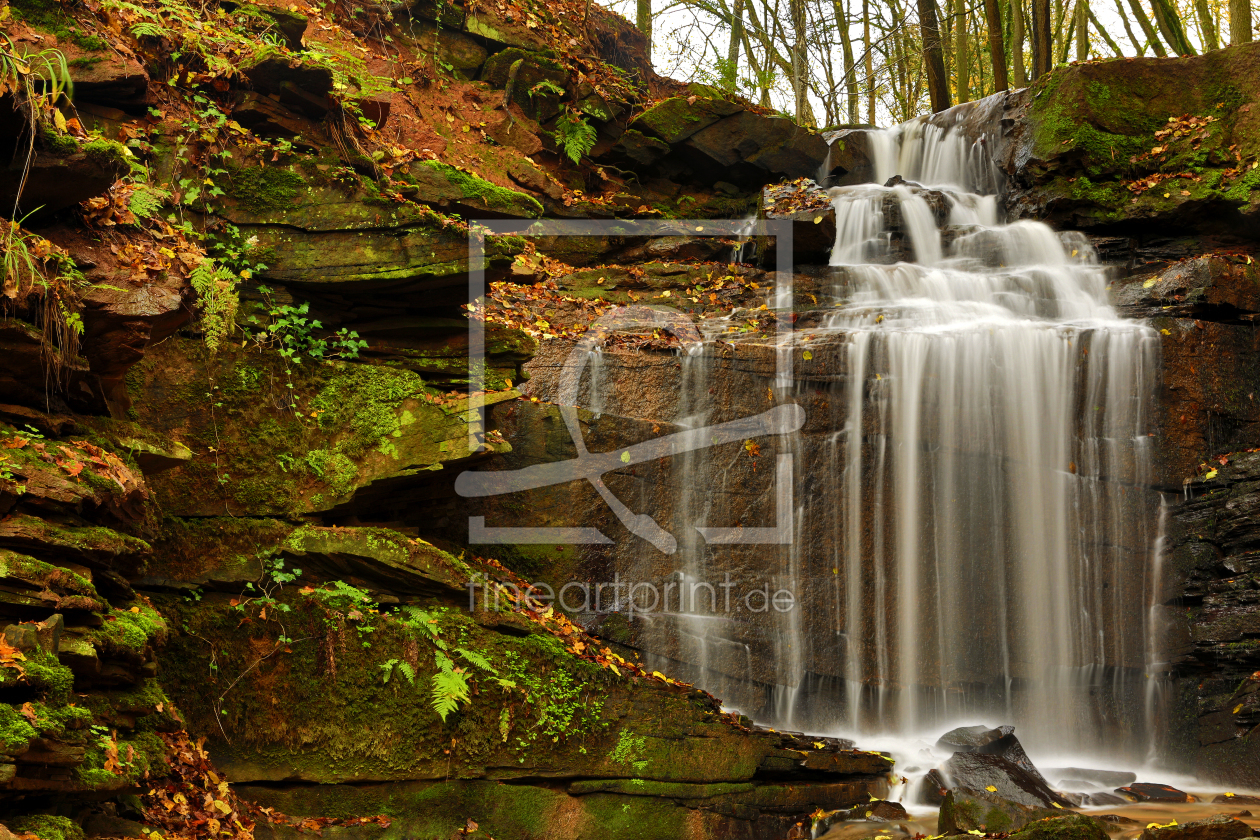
[407,160,543,218]
[132,341,518,516]
[1012,42,1260,231]
[631,95,743,144]
[938,790,1063,835]
[400,21,487,77]
[7,815,85,840]
[1012,815,1109,840]
[479,47,560,88]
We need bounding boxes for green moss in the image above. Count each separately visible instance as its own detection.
[224,163,306,214]
[0,703,39,755]
[1011,815,1108,840]
[10,0,107,50]
[39,126,80,156]
[91,603,168,655]
[83,137,129,170]
[7,816,85,840]
[413,160,543,218]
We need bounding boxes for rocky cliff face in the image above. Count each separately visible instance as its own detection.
[0,0,900,838]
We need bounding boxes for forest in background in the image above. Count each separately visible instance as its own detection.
[613,0,1256,126]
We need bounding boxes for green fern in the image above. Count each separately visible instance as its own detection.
[456,647,496,673]
[380,658,415,685]
[431,667,471,722]
[553,111,597,165]
[127,185,169,220]
[189,259,239,354]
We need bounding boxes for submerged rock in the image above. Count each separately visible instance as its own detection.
[1044,767,1138,789]
[1115,783,1195,802]
[1139,815,1257,840]
[934,725,1050,786]
[937,789,1062,835]
[1009,815,1110,840]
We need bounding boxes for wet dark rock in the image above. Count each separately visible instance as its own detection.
[937,789,1063,835]
[819,128,876,186]
[1115,782,1194,802]
[686,110,828,179]
[1045,767,1138,788]
[1215,795,1260,805]
[1139,815,1256,840]
[1098,814,1143,825]
[934,725,1049,785]
[1009,815,1109,840]
[0,143,130,220]
[938,751,1073,809]
[1081,791,1129,806]
[231,92,319,139]
[242,52,333,116]
[618,128,672,165]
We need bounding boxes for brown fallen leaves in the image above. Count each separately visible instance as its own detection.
[141,732,392,840]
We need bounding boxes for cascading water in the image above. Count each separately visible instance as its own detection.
[578,113,1162,767]
[812,120,1160,758]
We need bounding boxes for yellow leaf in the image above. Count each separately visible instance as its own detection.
[1160,328,1171,335]
[1053,802,1063,809]
[53,109,67,132]
[985,785,997,792]
[1143,278,1158,288]
[813,216,823,224]
[1234,704,1243,714]
[813,741,825,749]
[803,350,813,361]
[130,606,141,613]
[1206,468,1218,479]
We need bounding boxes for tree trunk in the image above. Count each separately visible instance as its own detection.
[1230,0,1252,43]
[956,0,971,102]
[984,0,1008,90]
[1193,0,1219,49]
[789,0,812,125]
[1030,0,1051,76]
[636,0,652,55]
[1089,6,1124,55]
[1011,0,1027,84]
[1150,0,1195,54]
[1125,0,1166,54]
[1113,0,1146,54]
[865,0,876,122]
[1074,0,1088,59]
[723,0,745,91]
[835,0,860,122]
[919,0,952,111]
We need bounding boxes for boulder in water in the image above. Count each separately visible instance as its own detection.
[1009,815,1110,840]
[937,751,1074,809]
[934,724,1050,785]
[1214,794,1260,805]
[1115,783,1195,803]
[1139,815,1256,840]
[937,789,1062,835]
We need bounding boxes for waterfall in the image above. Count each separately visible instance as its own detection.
[814,124,1160,759]
[573,115,1161,765]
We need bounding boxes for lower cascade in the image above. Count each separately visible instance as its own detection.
[576,121,1163,766]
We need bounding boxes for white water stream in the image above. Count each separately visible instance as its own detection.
[574,114,1164,775]
[817,122,1160,762]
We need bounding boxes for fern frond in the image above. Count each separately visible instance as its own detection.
[456,647,496,673]
[430,669,471,722]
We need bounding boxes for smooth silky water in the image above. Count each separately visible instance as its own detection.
[575,112,1191,805]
